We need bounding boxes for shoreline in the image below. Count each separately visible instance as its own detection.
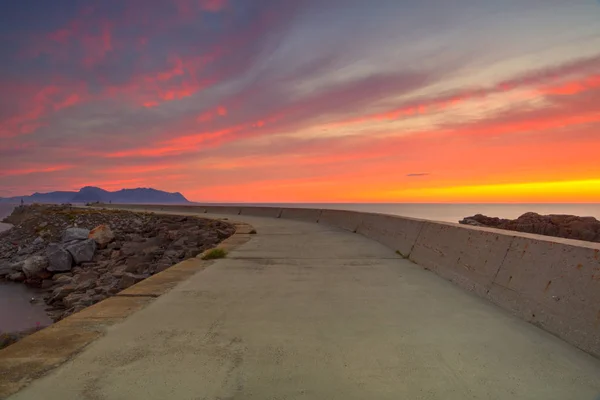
[0,205,236,347]
[0,222,12,233]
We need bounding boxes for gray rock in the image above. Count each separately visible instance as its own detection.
[7,272,25,282]
[75,278,96,291]
[41,279,55,289]
[119,272,146,290]
[0,262,17,276]
[32,236,44,246]
[50,285,76,301]
[46,243,73,272]
[65,239,97,264]
[63,292,86,308]
[62,227,90,242]
[22,255,49,278]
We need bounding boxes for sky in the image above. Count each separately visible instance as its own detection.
[1,0,599,203]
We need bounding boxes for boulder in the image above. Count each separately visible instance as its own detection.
[22,255,49,278]
[459,212,600,243]
[89,225,115,248]
[50,285,76,302]
[52,273,73,283]
[0,262,18,277]
[65,239,97,264]
[119,272,146,290]
[41,279,55,289]
[63,293,86,309]
[62,227,90,242]
[75,278,96,291]
[7,272,25,282]
[46,243,73,272]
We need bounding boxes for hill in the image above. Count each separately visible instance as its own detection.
[0,186,189,204]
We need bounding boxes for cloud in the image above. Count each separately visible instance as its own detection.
[1,0,600,201]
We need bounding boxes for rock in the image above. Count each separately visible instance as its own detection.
[73,271,99,284]
[107,241,120,250]
[63,293,86,308]
[41,279,55,289]
[459,218,486,227]
[110,250,124,260]
[185,249,202,259]
[125,257,144,274]
[50,285,76,302]
[7,272,25,282]
[216,229,230,239]
[75,278,96,291]
[164,249,185,260]
[62,227,90,242]
[91,294,107,303]
[154,261,172,274]
[0,262,20,276]
[22,255,49,278]
[52,273,73,282]
[65,239,97,264]
[89,224,115,249]
[171,236,188,249]
[46,243,73,272]
[119,272,146,290]
[459,212,600,243]
[32,237,44,246]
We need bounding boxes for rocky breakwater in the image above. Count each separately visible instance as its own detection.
[0,205,235,322]
[459,212,600,243]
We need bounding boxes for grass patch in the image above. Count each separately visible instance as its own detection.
[202,248,227,260]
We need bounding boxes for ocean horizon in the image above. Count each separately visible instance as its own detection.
[3,203,599,224]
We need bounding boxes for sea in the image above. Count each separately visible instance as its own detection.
[1,202,599,333]
[1,204,52,333]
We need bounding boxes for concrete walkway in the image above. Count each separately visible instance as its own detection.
[10,214,600,400]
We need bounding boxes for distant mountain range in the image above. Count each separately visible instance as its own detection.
[0,186,190,204]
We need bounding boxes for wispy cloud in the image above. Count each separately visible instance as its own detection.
[0,0,599,201]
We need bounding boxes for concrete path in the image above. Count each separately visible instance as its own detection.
[10,214,600,400]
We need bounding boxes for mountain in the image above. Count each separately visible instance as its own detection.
[0,186,190,204]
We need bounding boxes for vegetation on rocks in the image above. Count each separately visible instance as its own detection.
[201,248,227,260]
[0,205,235,326]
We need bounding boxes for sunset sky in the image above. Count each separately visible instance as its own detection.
[1,0,599,203]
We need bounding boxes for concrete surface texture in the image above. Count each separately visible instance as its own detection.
[10,213,600,400]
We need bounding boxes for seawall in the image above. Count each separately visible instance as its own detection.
[99,204,600,358]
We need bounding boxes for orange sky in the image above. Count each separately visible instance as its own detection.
[1,1,600,202]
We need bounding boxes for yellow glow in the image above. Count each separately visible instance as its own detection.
[386,179,600,203]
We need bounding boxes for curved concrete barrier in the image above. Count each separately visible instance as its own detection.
[99,204,600,358]
[204,205,241,215]
[280,207,322,222]
[356,213,425,258]
[318,209,365,232]
[409,222,515,297]
[488,236,600,358]
[240,207,282,218]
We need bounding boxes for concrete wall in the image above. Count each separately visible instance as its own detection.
[240,207,282,218]
[318,209,365,232]
[356,214,424,259]
[102,204,600,358]
[280,208,322,223]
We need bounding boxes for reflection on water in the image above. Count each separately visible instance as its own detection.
[0,283,52,332]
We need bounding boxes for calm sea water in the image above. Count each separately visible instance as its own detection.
[0,203,15,233]
[0,204,53,333]
[202,203,600,223]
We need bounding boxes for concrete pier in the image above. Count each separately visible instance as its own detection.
[7,211,600,400]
